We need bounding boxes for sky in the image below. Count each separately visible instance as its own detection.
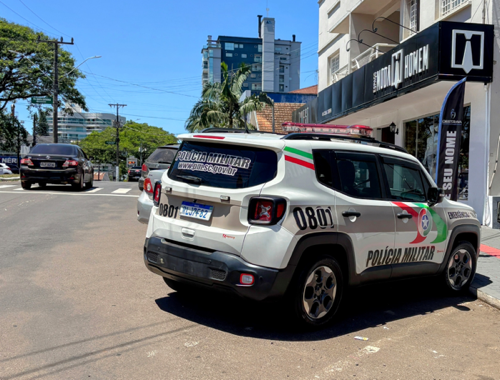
[1,0,319,137]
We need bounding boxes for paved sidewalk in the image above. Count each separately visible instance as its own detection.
[470,226,500,309]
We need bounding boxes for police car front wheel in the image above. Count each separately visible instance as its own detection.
[443,241,476,293]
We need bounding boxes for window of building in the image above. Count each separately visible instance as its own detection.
[403,0,419,38]
[279,75,284,83]
[279,65,285,73]
[404,106,470,200]
[441,0,466,16]
[239,44,244,48]
[254,55,262,63]
[243,83,249,87]
[241,53,247,58]
[251,73,256,78]
[251,83,262,90]
[258,45,262,52]
[280,57,287,61]
[252,64,262,72]
[328,52,340,85]
[279,84,284,92]
[226,52,233,57]
[225,43,234,50]
[328,2,341,18]
[275,47,282,52]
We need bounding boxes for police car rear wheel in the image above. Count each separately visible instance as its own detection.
[292,256,344,327]
[444,242,476,293]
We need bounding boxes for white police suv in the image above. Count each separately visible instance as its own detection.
[144,130,480,327]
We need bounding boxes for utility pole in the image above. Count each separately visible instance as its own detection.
[33,112,37,147]
[109,103,126,182]
[37,37,74,143]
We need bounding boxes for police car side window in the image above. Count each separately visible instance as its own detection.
[313,150,335,189]
[382,156,426,202]
[333,152,382,199]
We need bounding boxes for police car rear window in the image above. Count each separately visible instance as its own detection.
[168,141,277,189]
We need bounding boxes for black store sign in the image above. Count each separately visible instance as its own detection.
[293,21,494,124]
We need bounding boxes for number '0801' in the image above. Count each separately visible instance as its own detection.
[293,206,334,230]
[159,203,179,218]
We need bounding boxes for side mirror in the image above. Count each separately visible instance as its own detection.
[428,187,444,207]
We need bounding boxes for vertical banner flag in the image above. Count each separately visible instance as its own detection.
[435,78,466,201]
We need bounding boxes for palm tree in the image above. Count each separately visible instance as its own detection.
[185,62,273,132]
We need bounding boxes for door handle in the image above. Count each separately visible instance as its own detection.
[397,213,413,219]
[342,211,361,218]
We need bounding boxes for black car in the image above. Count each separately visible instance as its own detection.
[128,166,142,181]
[20,144,94,190]
[138,144,179,191]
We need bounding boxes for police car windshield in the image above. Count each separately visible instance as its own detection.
[168,141,277,189]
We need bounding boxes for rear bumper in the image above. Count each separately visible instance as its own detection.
[137,191,153,224]
[20,167,80,184]
[144,236,290,301]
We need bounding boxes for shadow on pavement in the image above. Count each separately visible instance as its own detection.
[155,277,475,341]
[471,272,493,289]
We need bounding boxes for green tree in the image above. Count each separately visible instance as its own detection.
[78,121,177,168]
[36,108,50,136]
[185,62,273,132]
[0,111,28,152]
[0,18,87,112]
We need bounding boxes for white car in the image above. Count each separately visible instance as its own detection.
[137,169,165,224]
[143,130,480,327]
[0,163,13,175]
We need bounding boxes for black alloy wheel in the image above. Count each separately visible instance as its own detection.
[289,255,344,328]
[85,171,94,189]
[72,173,84,191]
[443,241,477,294]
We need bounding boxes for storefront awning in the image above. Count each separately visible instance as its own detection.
[293,21,494,125]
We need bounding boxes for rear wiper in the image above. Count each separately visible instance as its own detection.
[177,175,202,184]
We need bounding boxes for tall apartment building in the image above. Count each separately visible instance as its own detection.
[47,104,126,143]
[294,0,498,226]
[201,17,301,93]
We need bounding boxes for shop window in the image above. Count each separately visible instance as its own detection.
[404,106,470,200]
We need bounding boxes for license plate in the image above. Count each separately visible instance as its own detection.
[40,162,56,168]
[180,201,213,221]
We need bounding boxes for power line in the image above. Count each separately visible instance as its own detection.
[16,0,71,37]
[0,0,53,35]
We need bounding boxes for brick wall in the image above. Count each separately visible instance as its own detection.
[256,103,305,133]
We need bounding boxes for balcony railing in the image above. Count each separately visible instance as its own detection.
[331,65,349,84]
[350,43,397,72]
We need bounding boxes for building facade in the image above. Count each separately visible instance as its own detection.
[294,0,500,227]
[201,17,301,93]
[47,104,126,143]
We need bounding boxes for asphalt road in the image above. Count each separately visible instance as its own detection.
[1,181,500,380]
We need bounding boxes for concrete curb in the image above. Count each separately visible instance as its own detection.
[469,286,500,310]
[0,177,20,181]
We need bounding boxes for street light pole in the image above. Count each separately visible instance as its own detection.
[109,104,127,182]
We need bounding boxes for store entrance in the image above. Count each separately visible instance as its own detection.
[380,126,395,144]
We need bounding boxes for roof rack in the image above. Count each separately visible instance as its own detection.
[282,133,408,153]
[200,127,283,135]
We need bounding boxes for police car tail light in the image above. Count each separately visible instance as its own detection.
[239,273,254,286]
[248,197,287,225]
[153,181,162,207]
[62,159,78,168]
[142,164,148,174]
[144,178,153,195]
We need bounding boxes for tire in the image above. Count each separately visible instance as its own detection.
[163,277,191,292]
[442,241,477,294]
[21,181,31,190]
[72,173,84,191]
[289,255,344,328]
[85,171,93,189]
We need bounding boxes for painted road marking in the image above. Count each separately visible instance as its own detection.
[480,244,500,259]
[85,187,103,193]
[0,190,138,198]
[0,185,16,188]
[112,188,131,194]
